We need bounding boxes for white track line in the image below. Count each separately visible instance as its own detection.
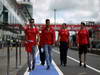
[53,50,100,73]
[52,60,64,75]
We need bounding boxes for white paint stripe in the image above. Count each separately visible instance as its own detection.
[24,68,29,75]
[52,60,64,75]
[24,47,39,75]
[53,50,100,73]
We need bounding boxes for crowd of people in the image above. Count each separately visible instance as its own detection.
[20,18,90,72]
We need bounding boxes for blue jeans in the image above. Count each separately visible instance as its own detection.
[44,44,52,67]
[27,46,36,69]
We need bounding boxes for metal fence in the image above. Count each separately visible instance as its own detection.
[0,39,27,75]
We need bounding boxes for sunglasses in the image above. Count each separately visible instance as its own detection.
[30,21,34,23]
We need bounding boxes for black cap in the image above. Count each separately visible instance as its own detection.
[29,19,34,23]
[46,19,50,22]
[81,22,85,26]
[62,23,66,25]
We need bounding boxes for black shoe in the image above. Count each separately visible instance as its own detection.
[60,62,64,66]
[79,62,82,66]
[64,64,66,67]
[46,66,50,70]
[28,68,31,72]
[32,66,35,70]
[41,62,45,65]
[84,64,87,68]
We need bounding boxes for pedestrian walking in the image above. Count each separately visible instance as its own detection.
[77,22,90,68]
[20,19,39,71]
[58,23,70,66]
[42,19,55,70]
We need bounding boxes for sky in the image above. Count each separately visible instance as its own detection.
[17,0,100,24]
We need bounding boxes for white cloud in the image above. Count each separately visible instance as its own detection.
[30,0,100,24]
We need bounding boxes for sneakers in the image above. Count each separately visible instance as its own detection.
[28,65,35,72]
[28,68,31,72]
[41,62,45,66]
[84,64,87,68]
[79,62,82,66]
[79,63,87,68]
[32,65,35,70]
[32,67,35,70]
[46,66,50,70]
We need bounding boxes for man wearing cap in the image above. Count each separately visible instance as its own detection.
[77,22,90,68]
[21,19,39,71]
[38,26,45,65]
[41,19,55,70]
[58,23,70,66]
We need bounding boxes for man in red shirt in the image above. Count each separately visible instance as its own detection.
[42,19,55,70]
[58,23,70,66]
[21,19,39,71]
[77,22,90,68]
[38,26,45,65]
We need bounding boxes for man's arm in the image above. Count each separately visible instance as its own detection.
[36,28,40,45]
[52,30,56,45]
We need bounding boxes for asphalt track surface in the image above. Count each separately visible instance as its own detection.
[21,47,100,75]
[53,47,100,75]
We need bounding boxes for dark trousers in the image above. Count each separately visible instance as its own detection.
[39,46,45,65]
[60,41,68,65]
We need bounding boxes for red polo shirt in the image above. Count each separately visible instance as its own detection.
[42,26,55,45]
[23,26,39,53]
[77,28,89,45]
[59,29,69,42]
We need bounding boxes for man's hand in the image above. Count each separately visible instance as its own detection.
[55,40,60,47]
[36,41,39,46]
[68,41,72,48]
[77,43,79,47]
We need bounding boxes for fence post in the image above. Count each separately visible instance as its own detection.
[7,40,10,75]
[19,42,21,65]
[15,40,18,69]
